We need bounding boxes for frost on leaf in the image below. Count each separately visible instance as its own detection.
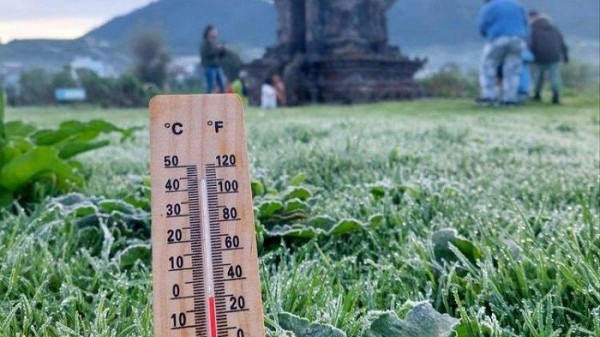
[362,302,458,337]
[278,312,347,337]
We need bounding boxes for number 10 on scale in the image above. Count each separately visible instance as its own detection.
[150,95,265,337]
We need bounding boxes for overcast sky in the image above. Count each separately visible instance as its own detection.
[0,0,155,42]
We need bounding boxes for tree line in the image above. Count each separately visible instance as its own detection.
[4,30,243,107]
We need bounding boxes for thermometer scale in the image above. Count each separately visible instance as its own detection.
[149,95,265,337]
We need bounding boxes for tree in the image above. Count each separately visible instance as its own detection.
[18,69,53,105]
[115,74,150,107]
[51,66,77,90]
[77,69,114,108]
[221,49,244,83]
[131,29,170,88]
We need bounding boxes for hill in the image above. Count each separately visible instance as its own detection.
[390,0,599,47]
[84,0,276,56]
[84,0,599,54]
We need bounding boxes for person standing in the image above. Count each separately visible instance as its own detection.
[477,0,529,106]
[200,25,226,94]
[271,74,287,107]
[529,11,569,104]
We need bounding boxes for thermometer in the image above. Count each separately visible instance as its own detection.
[149,95,265,337]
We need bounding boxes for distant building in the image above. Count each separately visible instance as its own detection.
[168,56,200,84]
[0,62,24,103]
[0,62,23,87]
[55,88,86,102]
[82,37,111,49]
[70,56,116,78]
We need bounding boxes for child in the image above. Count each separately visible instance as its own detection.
[517,49,535,103]
[495,49,535,104]
[261,77,277,109]
[231,70,249,105]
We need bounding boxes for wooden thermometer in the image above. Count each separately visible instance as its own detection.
[149,95,265,337]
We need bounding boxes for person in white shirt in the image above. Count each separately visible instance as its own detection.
[261,77,277,109]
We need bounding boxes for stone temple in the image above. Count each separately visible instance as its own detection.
[247,0,426,105]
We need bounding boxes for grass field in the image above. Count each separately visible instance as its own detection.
[2,96,599,336]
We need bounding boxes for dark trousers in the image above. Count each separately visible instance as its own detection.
[534,63,561,95]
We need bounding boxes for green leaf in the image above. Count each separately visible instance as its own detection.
[86,119,127,133]
[329,218,364,236]
[116,244,151,269]
[369,214,384,228]
[98,199,138,215]
[452,236,482,265]
[0,117,138,206]
[388,147,401,163]
[266,225,323,239]
[432,228,459,263]
[283,186,312,201]
[258,200,284,219]
[289,172,307,186]
[263,215,381,239]
[369,184,387,200]
[1,137,34,163]
[124,195,151,211]
[51,192,89,206]
[398,185,421,200]
[30,119,130,146]
[58,140,111,159]
[50,193,99,217]
[284,199,310,214]
[0,189,13,208]
[251,180,265,197]
[31,127,95,146]
[72,205,98,218]
[49,193,150,238]
[278,312,346,337]
[4,121,37,138]
[0,147,80,191]
[454,320,494,337]
[432,228,482,265]
[362,302,458,337]
[306,215,336,231]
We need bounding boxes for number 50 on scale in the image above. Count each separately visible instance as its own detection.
[149,95,265,337]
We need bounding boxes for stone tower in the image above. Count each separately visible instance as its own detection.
[248,0,426,105]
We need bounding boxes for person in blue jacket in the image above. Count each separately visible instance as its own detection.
[477,0,529,106]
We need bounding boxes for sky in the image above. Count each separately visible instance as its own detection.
[0,0,154,42]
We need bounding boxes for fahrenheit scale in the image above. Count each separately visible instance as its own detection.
[149,95,265,337]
